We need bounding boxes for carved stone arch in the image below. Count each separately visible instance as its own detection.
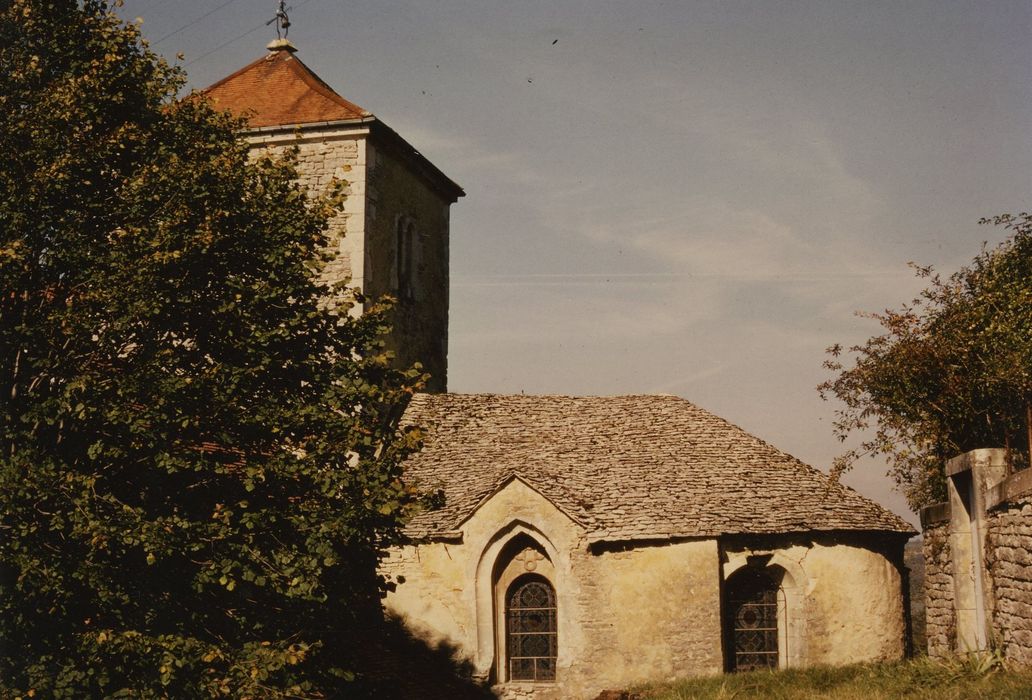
[723,550,810,668]
[724,551,810,594]
[473,521,564,681]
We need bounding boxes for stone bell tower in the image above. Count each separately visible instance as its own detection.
[203,39,463,392]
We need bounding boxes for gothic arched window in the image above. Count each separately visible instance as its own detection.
[505,575,557,681]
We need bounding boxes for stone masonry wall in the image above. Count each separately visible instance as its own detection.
[385,484,907,699]
[248,132,366,305]
[922,520,954,659]
[723,534,907,669]
[245,128,452,391]
[364,141,450,392]
[986,495,1032,665]
[382,480,723,700]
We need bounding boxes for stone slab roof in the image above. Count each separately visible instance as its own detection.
[202,47,370,128]
[400,393,915,541]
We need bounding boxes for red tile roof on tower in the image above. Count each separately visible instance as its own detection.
[202,42,371,128]
[201,41,465,203]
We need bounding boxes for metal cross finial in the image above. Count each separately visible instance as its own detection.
[267,1,292,40]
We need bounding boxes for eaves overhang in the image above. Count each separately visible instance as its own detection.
[240,116,465,204]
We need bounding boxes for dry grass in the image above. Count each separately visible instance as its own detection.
[634,656,1032,700]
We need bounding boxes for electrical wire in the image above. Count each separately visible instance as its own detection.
[183,0,319,68]
[153,0,244,46]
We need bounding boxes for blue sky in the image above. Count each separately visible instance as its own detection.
[120,0,1032,524]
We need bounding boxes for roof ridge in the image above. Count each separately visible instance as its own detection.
[200,51,273,96]
[200,49,370,128]
[280,52,371,117]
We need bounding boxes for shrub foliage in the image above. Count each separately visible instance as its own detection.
[820,214,1032,509]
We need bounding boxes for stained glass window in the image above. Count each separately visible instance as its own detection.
[726,567,781,672]
[506,577,557,681]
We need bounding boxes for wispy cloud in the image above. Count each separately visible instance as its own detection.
[452,282,720,348]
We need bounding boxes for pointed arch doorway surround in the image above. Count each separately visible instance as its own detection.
[491,532,558,683]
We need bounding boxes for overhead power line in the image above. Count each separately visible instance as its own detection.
[184,21,265,67]
[183,0,318,68]
[153,0,243,46]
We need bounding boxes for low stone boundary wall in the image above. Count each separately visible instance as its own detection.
[985,491,1032,665]
[920,515,954,659]
[920,450,1032,665]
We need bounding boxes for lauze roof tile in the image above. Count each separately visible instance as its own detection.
[400,393,915,541]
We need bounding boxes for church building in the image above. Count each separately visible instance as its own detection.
[207,41,915,700]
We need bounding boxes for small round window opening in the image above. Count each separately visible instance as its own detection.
[505,575,557,681]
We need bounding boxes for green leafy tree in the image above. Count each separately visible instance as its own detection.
[820,213,1032,510]
[0,1,423,696]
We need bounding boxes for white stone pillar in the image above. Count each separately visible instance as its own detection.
[945,448,1008,652]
